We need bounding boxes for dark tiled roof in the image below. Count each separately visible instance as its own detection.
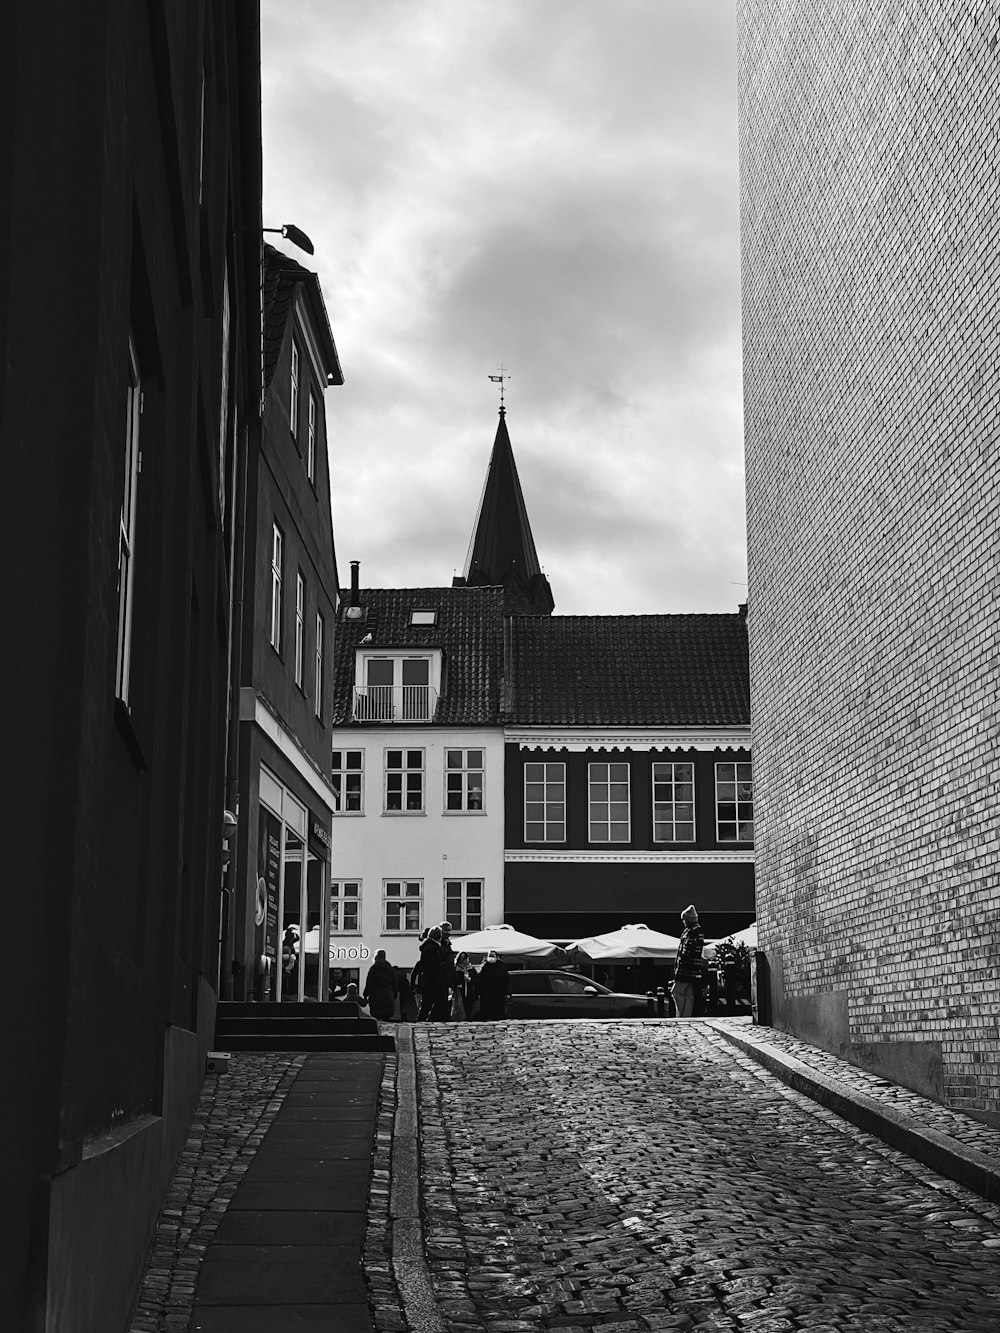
[262,244,343,392]
[331,586,506,727]
[506,613,750,727]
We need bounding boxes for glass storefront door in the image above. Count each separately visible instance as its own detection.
[259,766,331,1003]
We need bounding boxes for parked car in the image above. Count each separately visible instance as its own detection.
[505,969,650,1019]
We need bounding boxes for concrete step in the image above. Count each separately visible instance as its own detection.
[221,1032,395,1052]
[218,1001,365,1019]
[216,1015,381,1036]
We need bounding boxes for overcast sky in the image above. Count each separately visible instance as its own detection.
[260,0,745,616]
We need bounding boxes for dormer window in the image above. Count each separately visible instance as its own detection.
[353,649,442,723]
[410,608,437,626]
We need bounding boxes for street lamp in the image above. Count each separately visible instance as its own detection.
[262,223,315,255]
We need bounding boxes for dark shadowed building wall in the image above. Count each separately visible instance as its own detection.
[0,2,262,1328]
[740,0,999,1120]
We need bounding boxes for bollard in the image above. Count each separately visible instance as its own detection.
[656,987,666,1017]
[646,990,655,1015]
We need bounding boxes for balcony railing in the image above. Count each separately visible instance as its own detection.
[353,684,438,723]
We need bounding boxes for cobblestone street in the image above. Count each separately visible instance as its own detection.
[413,1022,1000,1332]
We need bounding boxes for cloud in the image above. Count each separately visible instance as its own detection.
[261,0,745,615]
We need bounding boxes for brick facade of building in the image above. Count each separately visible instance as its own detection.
[740,1,999,1120]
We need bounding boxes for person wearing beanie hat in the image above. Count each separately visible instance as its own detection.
[671,904,705,1018]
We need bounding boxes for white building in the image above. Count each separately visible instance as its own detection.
[329,580,508,972]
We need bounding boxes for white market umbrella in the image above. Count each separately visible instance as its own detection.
[567,922,681,961]
[708,923,758,951]
[451,923,565,960]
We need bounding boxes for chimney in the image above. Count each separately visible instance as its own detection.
[345,561,364,621]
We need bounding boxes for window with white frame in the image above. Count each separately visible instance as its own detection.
[332,749,364,813]
[589,762,630,842]
[716,761,754,842]
[523,762,566,842]
[290,339,300,440]
[445,749,484,811]
[294,571,305,687]
[270,522,283,652]
[652,761,696,842]
[385,749,424,813]
[315,611,324,717]
[115,336,142,706]
[330,880,361,932]
[384,880,422,932]
[445,880,483,932]
[307,392,317,484]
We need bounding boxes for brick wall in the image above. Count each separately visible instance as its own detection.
[739,0,1000,1118]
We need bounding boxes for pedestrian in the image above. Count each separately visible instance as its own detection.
[396,967,416,1020]
[415,927,449,1021]
[671,904,706,1019]
[451,951,476,1020]
[281,924,300,1000]
[476,950,511,1020]
[337,981,363,1006]
[363,948,398,1021]
[409,927,430,1013]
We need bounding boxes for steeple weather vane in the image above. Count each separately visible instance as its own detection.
[487,365,509,412]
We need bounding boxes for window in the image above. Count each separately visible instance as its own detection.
[652,762,696,842]
[524,762,566,842]
[356,655,436,722]
[269,523,283,651]
[445,749,484,812]
[716,761,754,842]
[384,880,421,932]
[445,880,483,932]
[330,881,361,933]
[290,339,300,440]
[332,749,364,813]
[294,571,305,687]
[315,611,324,717]
[410,608,437,625]
[115,336,142,705]
[307,392,317,484]
[385,749,424,813]
[589,762,630,843]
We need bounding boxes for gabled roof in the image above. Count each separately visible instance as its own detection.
[331,586,506,727]
[262,243,344,391]
[506,613,750,727]
[462,411,554,615]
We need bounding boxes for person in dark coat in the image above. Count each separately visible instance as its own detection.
[414,927,448,1021]
[671,903,706,1018]
[409,928,430,1013]
[476,950,510,1020]
[451,951,476,1020]
[433,922,457,1021]
[363,949,398,1021]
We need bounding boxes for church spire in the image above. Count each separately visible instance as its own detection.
[461,406,554,615]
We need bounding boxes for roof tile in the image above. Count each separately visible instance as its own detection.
[506,613,750,726]
[331,586,506,727]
